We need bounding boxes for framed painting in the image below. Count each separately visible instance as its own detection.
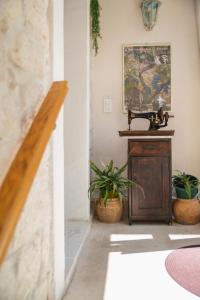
[122,44,171,112]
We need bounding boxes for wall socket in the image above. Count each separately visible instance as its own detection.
[103,98,112,113]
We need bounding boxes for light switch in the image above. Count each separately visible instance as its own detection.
[103,98,112,113]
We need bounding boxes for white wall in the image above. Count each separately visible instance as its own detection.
[91,0,200,178]
[51,0,65,299]
[64,0,90,220]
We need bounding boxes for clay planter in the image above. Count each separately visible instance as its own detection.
[96,198,123,223]
[173,198,200,225]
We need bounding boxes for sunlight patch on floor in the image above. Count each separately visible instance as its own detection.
[110,234,153,242]
[169,234,200,240]
[103,250,199,300]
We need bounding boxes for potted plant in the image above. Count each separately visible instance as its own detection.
[172,171,200,225]
[90,0,101,55]
[89,160,137,223]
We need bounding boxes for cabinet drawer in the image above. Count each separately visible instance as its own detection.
[129,141,170,156]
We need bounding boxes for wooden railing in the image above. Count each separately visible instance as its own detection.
[0,81,68,264]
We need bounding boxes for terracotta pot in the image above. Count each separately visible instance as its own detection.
[173,198,200,225]
[96,198,123,223]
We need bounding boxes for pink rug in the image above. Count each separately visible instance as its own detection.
[165,245,200,297]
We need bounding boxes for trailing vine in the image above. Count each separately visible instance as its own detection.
[90,0,101,56]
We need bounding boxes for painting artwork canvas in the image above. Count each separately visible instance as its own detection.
[123,45,171,112]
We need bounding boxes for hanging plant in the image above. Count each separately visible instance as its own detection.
[90,0,101,55]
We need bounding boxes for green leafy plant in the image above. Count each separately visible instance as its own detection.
[172,170,200,199]
[89,160,138,206]
[90,0,101,55]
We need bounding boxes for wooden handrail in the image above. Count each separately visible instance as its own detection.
[0,81,68,264]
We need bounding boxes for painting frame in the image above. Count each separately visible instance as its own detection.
[122,44,171,113]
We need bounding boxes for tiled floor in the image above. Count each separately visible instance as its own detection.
[63,219,200,300]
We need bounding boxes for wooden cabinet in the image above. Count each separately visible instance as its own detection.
[128,138,172,224]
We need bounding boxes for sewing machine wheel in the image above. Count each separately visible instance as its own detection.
[165,112,169,123]
[158,107,164,123]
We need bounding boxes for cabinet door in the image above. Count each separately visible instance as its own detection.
[129,156,170,217]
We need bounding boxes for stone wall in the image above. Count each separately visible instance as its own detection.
[0,1,54,299]
[0,0,50,181]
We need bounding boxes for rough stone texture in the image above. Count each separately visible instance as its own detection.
[0,1,54,299]
[0,0,50,181]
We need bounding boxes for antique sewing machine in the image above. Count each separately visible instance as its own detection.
[128,107,173,131]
